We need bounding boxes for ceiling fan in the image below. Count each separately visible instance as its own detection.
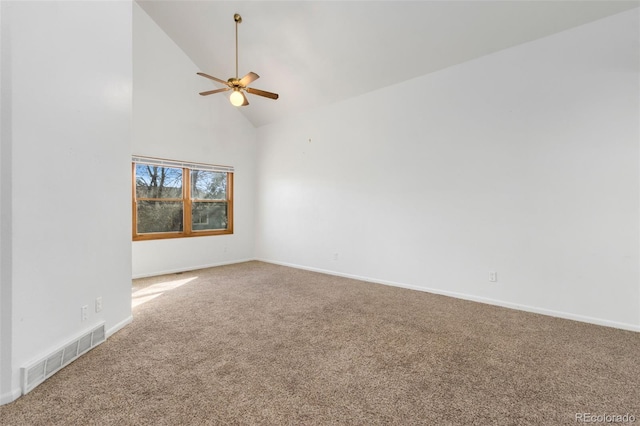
[197,13,279,107]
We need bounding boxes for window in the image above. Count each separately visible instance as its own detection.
[132,156,233,240]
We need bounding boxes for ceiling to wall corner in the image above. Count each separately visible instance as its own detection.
[137,1,639,128]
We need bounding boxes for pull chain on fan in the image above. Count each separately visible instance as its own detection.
[197,13,279,107]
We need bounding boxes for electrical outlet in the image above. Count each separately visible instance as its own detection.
[81,305,88,321]
[333,252,339,261]
[95,297,103,313]
[489,271,498,282]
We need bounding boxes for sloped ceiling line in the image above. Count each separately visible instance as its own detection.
[137,1,639,128]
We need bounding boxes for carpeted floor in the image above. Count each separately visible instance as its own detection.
[1,261,638,425]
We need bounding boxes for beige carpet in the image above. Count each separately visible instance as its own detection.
[1,261,638,425]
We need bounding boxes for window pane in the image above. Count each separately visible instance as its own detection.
[137,201,183,233]
[192,202,227,231]
[191,170,227,200]
[136,165,183,199]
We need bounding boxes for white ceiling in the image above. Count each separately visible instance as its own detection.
[137,1,639,127]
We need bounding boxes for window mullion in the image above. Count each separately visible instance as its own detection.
[184,168,192,236]
[227,172,234,234]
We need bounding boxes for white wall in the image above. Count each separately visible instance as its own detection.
[132,3,256,278]
[256,10,640,331]
[1,1,133,402]
[0,0,15,404]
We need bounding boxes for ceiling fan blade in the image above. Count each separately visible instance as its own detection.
[199,88,231,96]
[239,72,260,87]
[197,72,229,85]
[241,91,249,106]
[246,87,279,100]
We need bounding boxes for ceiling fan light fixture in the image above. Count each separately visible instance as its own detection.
[229,90,245,107]
[197,13,279,105]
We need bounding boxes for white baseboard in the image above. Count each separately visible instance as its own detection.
[107,315,133,338]
[0,387,22,405]
[257,258,640,333]
[132,258,255,279]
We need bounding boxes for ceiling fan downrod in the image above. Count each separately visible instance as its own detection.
[234,13,242,80]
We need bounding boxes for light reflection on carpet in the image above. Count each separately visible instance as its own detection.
[132,277,198,308]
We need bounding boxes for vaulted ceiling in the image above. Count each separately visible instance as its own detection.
[137,1,639,127]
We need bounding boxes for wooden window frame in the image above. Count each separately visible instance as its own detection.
[132,161,234,241]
